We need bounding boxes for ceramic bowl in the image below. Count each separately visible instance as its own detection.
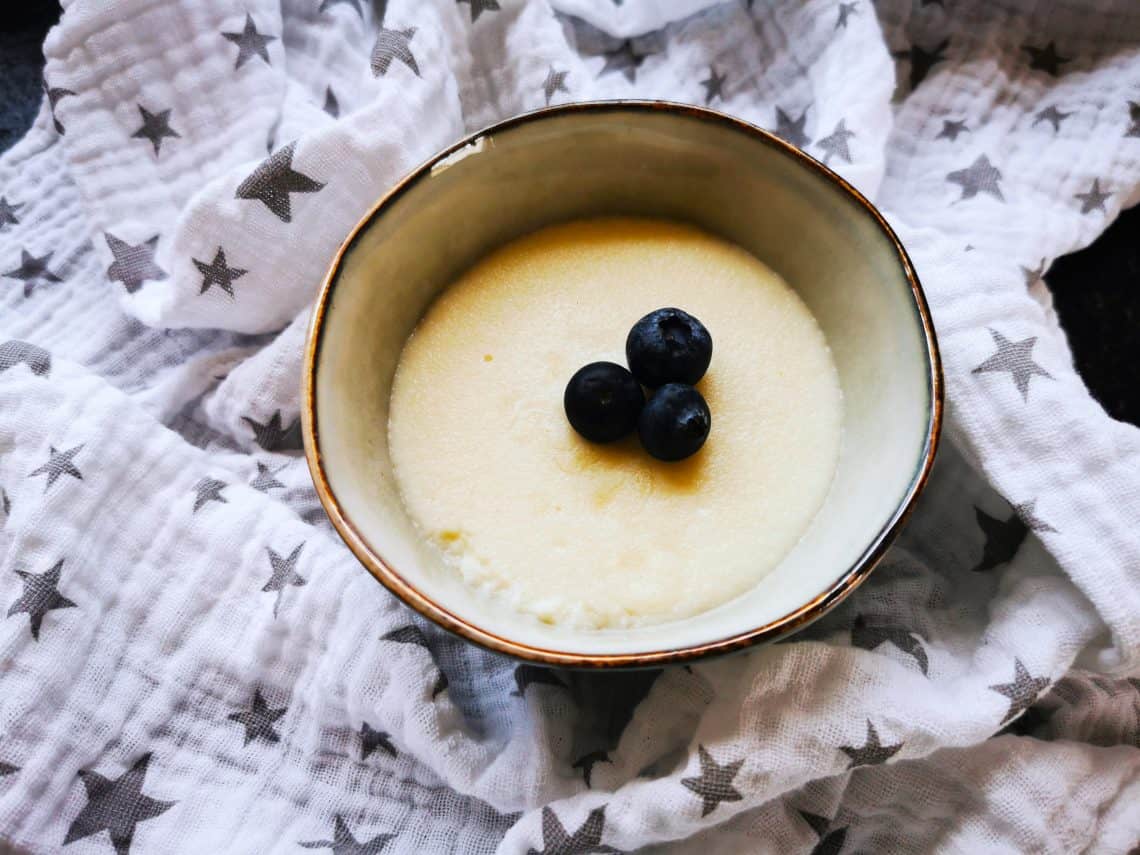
[302,102,942,668]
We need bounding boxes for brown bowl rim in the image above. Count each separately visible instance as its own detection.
[301,100,944,669]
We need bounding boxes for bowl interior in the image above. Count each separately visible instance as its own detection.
[308,105,938,661]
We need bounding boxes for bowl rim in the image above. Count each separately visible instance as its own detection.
[301,100,944,669]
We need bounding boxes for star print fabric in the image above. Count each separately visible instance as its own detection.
[1,0,1140,853]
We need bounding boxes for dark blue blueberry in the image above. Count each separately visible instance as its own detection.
[638,383,711,461]
[625,308,712,388]
[564,361,645,443]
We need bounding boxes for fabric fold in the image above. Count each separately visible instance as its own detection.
[2,0,1139,852]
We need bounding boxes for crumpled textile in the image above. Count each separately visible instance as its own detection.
[1,0,1139,852]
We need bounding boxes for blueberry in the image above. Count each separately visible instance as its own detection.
[638,384,711,461]
[564,362,645,443]
[626,308,712,388]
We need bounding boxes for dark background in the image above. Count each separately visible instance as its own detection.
[3,4,1137,426]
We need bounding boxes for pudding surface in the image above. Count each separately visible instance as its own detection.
[388,218,842,628]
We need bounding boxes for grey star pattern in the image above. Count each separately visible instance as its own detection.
[1,488,9,518]
[839,720,902,768]
[1033,105,1072,132]
[513,665,567,696]
[681,746,743,817]
[243,410,303,451]
[323,87,340,118]
[29,444,84,491]
[1126,102,1140,138]
[105,233,167,294]
[7,560,76,640]
[382,625,429,645]
[250,461,286,492]
[599,41,645,83]
[193,247,246,297]
[972,329,1052,401]
[228,688,286,745]
[816,119,855,165]
[564,13,664,81]
[528,806,618,855]
[222,14,276,70]
[1015,499,1056,533]
[360,722,396,760]
[44,78,75,134]
[990,659,1051,724]
[774,107,810,149]
[192,477,227,513]
[851,614,928,674]
[372,27,420,77]
[835,2,857,29]
[236,142,325,223]
[936,118,969,141]
[64,753,175,855]
[893,39,949,91]
[572,750,610,788]
[320,0,364,16]
[0,340,50,376]
[458,0,500,22]
[971,506,1027,573]
[947,154,1004,202]
[131,105,180,156]
[800,811,847,855]
[263,543,307,617]
[301,815,396,855]
[543,68,569,105]
[1075,178,1110,214]
[4,249,62,297]
[0,197,22,230]
[699,66,726,104]
[381,625,448,697]
[1023,42,1069,76]
[0,759,16,777]
[1021,257,1046,289]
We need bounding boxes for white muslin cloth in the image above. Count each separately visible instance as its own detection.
[1,0,1139,852]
